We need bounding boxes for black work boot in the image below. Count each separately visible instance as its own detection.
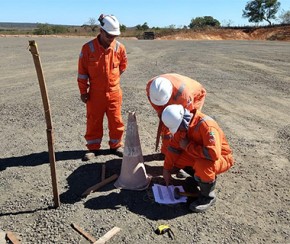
[184,176,199,194]
[189,181,216,213]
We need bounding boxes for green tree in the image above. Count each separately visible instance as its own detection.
[87,17,97,32]
[189,16,220,29]
[51,25,67,34]
[242,0,281,25]
[120,24,126,32]
[141,22,149,30]
[33,23,67,35]
[136,22,149,31]
[279,9,290,24]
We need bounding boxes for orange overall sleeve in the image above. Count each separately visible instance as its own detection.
[77,45,90,95]
[119,45,128,73]
[186,127,221,162]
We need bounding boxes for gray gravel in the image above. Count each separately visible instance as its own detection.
[0,36,290,243]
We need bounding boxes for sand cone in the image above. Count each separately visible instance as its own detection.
[114,111,151,190]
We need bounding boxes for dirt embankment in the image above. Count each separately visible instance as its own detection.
[158,25,290,41]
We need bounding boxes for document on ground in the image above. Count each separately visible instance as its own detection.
[152,184,187,204]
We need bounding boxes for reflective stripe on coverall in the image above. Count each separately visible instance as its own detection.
[77,36,128,150]
[164,110,234,182]
[146,73,207,154]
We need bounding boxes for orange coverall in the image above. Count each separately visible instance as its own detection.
[164,110,234,182]
[146,73,207,153]
[77,36,127,150]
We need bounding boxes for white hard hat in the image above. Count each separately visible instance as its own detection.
[149,77,173,106]
[161,104,184,135]
[99,14,120,36]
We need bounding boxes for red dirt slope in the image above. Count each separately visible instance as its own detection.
[159,25,290,41]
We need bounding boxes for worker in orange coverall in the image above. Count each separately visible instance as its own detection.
[146,73,206,177]
[77,14,128,161]
[161,104,234,212]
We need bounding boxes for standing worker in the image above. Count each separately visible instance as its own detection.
[77,14,128,161]
[146,73,206,176]
[161,104,234,212]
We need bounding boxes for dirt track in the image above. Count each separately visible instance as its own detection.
[0,37,290,243]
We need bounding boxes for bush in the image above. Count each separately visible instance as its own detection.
[33,23,68,35]
[189,16,220,29]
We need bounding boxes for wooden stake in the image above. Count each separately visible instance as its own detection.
[28,40,60,208]
[71,223,97,243]
[155,119,163,152]
[101,164,106,182]
[6,231,21,244]
[82,174,118,198]
[94,227,121,244]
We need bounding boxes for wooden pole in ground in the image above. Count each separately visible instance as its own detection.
[155,119,163,152]
[28,40,60,208]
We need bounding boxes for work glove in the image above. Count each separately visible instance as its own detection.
[81,93,89,103]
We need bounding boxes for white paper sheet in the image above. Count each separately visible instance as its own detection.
[152,184,187,204]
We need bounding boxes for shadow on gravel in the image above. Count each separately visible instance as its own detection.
[83,158,193,220]
[60,157,122,204]
[59,152,162,204]
[0,150,87,171]
[0,206,54,217]
[84,184,192,220]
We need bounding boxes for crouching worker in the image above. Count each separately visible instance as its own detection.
[161,104,234,212]
[146,73,207,157]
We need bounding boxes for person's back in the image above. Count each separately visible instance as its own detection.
[146,73,206,116]
[162,73,206,111]
[146,73,207,156]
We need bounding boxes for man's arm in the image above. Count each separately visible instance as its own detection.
[185,127,221,162]
[77,47,89,98]
[119,45,128,74]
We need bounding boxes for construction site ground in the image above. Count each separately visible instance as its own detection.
[0,35,289,243]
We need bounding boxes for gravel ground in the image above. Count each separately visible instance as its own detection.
[0,36,290,243]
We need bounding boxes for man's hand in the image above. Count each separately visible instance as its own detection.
[163,169,172,186]
[81,93,89,103]
[179,137,189,149]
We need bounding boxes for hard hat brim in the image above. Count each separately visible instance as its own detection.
[168,125,179,135]
[150,96,170,106]
[161,104,184,135]
[101,26,120,36]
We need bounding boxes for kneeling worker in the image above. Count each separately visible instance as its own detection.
[161,104,234,212]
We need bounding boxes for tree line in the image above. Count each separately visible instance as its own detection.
[29,0,290,35]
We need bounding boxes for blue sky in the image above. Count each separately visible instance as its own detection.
[1,0,290,27]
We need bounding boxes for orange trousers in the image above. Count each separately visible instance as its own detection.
[85,89,124,150]
[173,150,234,182]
